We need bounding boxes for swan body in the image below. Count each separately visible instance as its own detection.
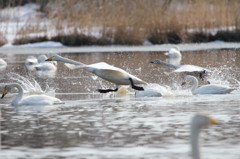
[1,83,62,106]
[164,47,182,58]
[135,88,162,97]
[25,56,38,71]
[135,83,172,97]
[0,58,7,70]
[185,75,233,95]
[151,59,210,82]
[35,55,57,71]
[191,113,218,159]
[151,59,208,73]
[46,55,147,92]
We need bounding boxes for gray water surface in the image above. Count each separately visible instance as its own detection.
[0,47,240,159]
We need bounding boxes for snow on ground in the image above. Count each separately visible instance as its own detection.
[2,41,64,48]
[0,3,106,46]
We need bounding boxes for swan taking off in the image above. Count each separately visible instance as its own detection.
[191,113,218,159]
[183,75,234,95]
[1,83,62,106]
[46,55,147,93]
[151,59,210,83]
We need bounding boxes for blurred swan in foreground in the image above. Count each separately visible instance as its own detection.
[0,58,7,71]
[151,59,210,83]
[183,75,234,95]
[46,55,147,93]
[1,83,62,106]
[191,113,218,159]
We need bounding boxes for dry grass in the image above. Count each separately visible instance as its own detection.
[2,0,240,45]
[44,0,240,44]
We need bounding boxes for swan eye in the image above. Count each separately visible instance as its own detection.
[207,117,218,125]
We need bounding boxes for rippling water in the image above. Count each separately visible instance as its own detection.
[0,48,240,159]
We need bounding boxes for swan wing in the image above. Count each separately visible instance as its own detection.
[174,65,206,73]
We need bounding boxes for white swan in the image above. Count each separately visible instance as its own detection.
[1,83,62,106]
[184,75,234,95]
[0,58,7,70]
[25,56,38,71]
[151,59,210,83]
[164,47,182,58]
[35,55,57,71]
[46,55,147,93]
[191,113,218,159]
[135,83,172,97]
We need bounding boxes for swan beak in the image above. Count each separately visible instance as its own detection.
[1,89,7,99]
[181,82,186,86]
[208,117,218,125]
[46,56,53,61]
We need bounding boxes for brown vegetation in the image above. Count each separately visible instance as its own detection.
[1,0,240,46]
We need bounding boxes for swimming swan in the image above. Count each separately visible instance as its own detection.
[191,113,218,159]
[151,59,210,83]
[25,56,38,71]
[184,75,233,95]
[35,55,57,71]
[46,55,147,93]
[135,83,172,97]
[164,47,182,58]
[1,83,62,106]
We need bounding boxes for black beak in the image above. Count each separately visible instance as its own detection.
[1,94,5,99]
[181,82,186,86]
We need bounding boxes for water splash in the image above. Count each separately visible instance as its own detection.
[7,73,56,97]
[208,66,240,88]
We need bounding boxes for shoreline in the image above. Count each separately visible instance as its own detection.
[0,42,240,55]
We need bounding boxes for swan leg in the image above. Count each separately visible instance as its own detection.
[129,78,144,91]
[97,87,118,93]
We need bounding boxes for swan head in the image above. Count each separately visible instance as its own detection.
[1,85,12,99]
[191,113,218,129]
[46,55,63,62]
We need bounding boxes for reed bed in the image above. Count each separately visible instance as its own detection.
[1,0,240,45]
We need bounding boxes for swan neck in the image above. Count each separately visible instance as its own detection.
[191,77,199,92]
[191,124,201,159]
[57,56,85,66]
[11,84,24,106]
